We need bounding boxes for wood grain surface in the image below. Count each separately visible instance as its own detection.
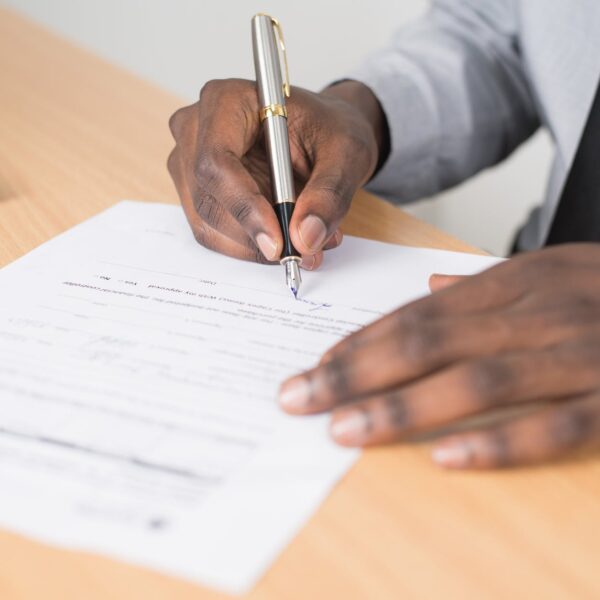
[1,8,599,600]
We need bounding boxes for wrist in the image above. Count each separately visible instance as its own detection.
[322,80,390,174]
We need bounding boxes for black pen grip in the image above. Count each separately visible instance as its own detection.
[274,202,300,259]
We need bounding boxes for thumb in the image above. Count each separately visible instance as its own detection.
[289,164,356,255]
[429,273,468,293]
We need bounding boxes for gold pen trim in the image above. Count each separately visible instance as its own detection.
[259,103,288,121]
[270,17,291,98]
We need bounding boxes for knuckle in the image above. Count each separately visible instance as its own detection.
[400,321,443,366]
[322,357,352,401]
[168,105,193,139]
[520,250,567,281]
[381,390,411,431]
[555,294,599,327]
[198,79,223,101]
[166,149,178,178]
[486,429,512,467]
[229,196,257,228]
[194,153,219,186]
[192,190,227,230]
[467,358,514,406]
[548,407,591,449]
[200,78,254,105]
[400,300,436,325]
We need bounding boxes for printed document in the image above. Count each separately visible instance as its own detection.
[0,201,500,593]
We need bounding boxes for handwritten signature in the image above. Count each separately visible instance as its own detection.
[297,298,332,312]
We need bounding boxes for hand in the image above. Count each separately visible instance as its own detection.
[167,79,386,269]
[278,244,600,469]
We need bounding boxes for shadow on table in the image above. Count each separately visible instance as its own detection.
[0,176,17,202]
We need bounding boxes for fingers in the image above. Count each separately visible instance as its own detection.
[194,151,284,260]
[431,393,600,469]
[173,151,331,272]
[277,243,600,467]
[322,262,523,364]
[323,249,600,368]
[326,341,600,446]
[301,252,323,271]
[429,273,467,293]
[169,106,267,262]
[193,81,285,260]
[172,146,331,270]
[169,147,269,263]
[282,306,544,415]
[323,229,343,251]
[170,80,350,266]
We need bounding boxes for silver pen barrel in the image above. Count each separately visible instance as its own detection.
[251,14,302,298]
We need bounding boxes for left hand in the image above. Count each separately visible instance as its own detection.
[278,244,600,469]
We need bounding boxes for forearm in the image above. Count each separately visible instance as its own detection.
[341,0,540,202]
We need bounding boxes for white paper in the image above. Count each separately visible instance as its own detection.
[0,201,500,593]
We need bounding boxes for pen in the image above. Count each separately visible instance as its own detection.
[251,14,302,298]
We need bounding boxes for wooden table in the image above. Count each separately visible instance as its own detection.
[1,8,599,600]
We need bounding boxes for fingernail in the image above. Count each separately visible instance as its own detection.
[432,442,472,469]
[279,377,311,412]
[298,215,327,252]
[256,232,278,261]
[301,255,316,270]
[323,229,343,250]
[330,411,368,445]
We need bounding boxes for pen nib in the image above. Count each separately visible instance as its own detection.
[284,259,301,299]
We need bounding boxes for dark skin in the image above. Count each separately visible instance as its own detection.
[169,79,600,470]
[168,79,384,268]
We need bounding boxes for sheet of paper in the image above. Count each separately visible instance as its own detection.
[0,201,500,593]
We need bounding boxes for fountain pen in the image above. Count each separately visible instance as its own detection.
[251,14,302,298]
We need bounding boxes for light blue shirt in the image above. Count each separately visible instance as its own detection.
[349,0,600,250]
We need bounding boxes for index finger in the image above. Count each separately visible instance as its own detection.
[322,259,522,364]
[194,79,283,259]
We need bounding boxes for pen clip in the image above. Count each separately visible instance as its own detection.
[270,16,291,98]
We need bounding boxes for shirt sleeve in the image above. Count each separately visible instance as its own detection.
[347,0,539,202]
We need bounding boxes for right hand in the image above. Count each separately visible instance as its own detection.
[167,79,385,269]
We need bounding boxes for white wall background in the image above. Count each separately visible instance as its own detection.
[6,0,553,256]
